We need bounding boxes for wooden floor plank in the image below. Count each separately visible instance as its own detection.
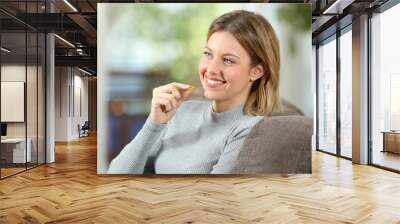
[0,134,400,223]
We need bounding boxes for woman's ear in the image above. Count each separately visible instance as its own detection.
[250,64,264,81]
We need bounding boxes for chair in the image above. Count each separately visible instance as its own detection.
[79,121,90,138]
[231,100,313,174]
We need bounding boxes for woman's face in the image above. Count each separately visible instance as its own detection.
[198,31,260,104]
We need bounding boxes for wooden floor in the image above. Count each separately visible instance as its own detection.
[373,150,400,171]
[1,167,26,178]
[1,163,45,178]
[1,135,400,223]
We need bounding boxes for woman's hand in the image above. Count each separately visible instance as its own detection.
[149,82,195,124]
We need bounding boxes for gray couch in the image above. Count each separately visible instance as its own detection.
[231,100,313,174]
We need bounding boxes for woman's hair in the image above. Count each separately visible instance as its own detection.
[207,10,281,116]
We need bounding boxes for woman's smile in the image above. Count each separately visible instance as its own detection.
[204,76,227,89]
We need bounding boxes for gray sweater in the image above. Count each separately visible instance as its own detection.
[107,100,264,174]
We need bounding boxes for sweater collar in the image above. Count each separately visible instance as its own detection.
[206,102,245,123]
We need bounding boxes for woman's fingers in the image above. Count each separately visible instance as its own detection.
[170,82,190,91]
[167,87,181,101]
[150,82,192,124]
[158,92,177,109]
[153,82,193,112]
[166,83,194,100]
[153,83,181,99]
[181,86,195,100]
[155,97,172,112]
[156,83,186,100]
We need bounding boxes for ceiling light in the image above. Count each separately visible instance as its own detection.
[78,67,93,76]
[323,0,341,14]
[54,34,75,48]
[1,47,11,53]
[63,0,78,12]
[322,0,355,15]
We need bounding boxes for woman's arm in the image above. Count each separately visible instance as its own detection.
[107,82,193,174]
[210,126,252,174]
[211,117,263,174]
[107,117,167,174]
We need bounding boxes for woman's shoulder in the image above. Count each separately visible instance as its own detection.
[230,115,264,137]
[241,113,264,126]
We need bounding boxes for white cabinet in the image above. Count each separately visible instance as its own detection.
[1,138,32,163]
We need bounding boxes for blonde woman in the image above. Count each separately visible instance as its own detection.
[107,10,281,174]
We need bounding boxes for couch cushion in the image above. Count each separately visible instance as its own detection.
[231,115,313,174]
[272,99,305,116]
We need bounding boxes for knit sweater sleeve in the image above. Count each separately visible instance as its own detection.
[210,127,252,174]
[107,117,167,174]
[211,117,262,174]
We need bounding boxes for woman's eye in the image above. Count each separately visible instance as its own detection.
[223,58,234,65]
[203,51,212,58]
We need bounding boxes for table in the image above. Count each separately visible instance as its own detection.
[381,131,400,154]
[1,138,32,163]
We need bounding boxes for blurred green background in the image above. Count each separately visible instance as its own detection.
[102,3,310,85]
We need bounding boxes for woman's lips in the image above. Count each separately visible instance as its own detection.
[205,77,226,89]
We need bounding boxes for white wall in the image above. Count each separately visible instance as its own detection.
[72,73,89,138]
[1,65,39,137]
[1,63,46,164]
[55,67,68,141]
[1,66,26,134]
[55,67,89,141]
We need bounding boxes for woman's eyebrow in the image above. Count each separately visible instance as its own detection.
[204,46,240,59]
[224,53,240,59]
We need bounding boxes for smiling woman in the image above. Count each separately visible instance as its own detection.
[107,10,282,174]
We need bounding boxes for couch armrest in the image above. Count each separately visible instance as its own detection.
[231,115,313,174]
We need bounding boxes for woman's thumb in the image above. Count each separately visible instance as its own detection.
[181,86,195,100]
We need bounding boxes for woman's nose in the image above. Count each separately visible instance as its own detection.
[206,58,221,74]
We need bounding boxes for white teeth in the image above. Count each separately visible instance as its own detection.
[206,78,224,86]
